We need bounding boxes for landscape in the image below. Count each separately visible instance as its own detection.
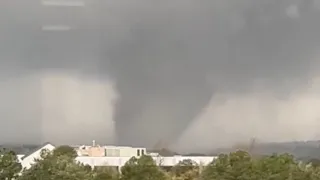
[2,141,320,179]
[2,0,320,179]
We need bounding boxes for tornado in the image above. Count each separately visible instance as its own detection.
[101,0,320,148]
[2,0,320,151]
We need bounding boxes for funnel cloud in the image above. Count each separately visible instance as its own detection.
[1,0,320,151]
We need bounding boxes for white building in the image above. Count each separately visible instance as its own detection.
[75,142,146,157]
[18,143,217,170]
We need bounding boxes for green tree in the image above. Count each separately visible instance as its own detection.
[0,149,22,180]
[201,150,320,180]
[18,146,95,180]
[120,155,167,180]
[52,145,77,159]
[254,153,320,180]
[254,153,297,180]
[93,166,119,180]
[171,159,200,180]
[202,150,257,180]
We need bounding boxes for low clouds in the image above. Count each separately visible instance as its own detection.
[0,71,117,145]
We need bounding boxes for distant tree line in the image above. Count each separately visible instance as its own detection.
[2,145,320,179]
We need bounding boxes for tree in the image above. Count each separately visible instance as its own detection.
[202,150,257,180]
[255,153,320,180]
[201,150,320,180]
[171,159,200,180]
[254,153,297,180]
[120,155,167,180]
[0,149,22,180]
[18,146,95,180]
[93,166,119,180]
[52,145,77,159]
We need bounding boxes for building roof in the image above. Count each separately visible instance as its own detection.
[21,142,55,160]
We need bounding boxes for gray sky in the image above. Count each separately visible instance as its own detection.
[1,0,320,152]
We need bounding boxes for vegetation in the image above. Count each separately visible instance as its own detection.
[120,155,168,180]
[0,148,21,180]
[170,159,200,180]
[2,145,320,179]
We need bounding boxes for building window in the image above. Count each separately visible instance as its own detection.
[137,149,140,156]
[141,149,145,155]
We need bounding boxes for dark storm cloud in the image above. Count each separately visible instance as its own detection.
[1,0,320,150]
[101,0,320,147]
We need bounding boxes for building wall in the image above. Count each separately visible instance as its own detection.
[77,146,106,157]
[76,146,147,157]
[76,156,217,168]
[106,146,146,157]
[105,148,120,157]
[88,147,105,157]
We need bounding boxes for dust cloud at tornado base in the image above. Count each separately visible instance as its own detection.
[2,0,320,151]
[175,76,320,152]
